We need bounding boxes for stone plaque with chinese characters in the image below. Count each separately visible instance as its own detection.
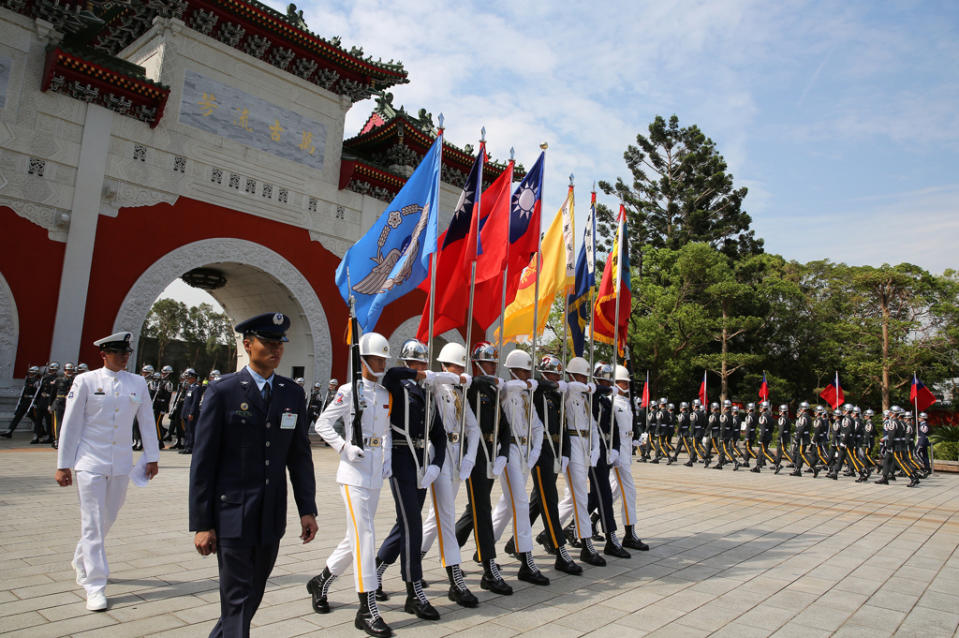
[179,69,326,170]
[0,56,11,109]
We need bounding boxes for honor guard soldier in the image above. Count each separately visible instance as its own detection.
[916,412,931,476]
[489,349,550,585]
[132,365,154,451]
[751,402,775,472]
[715,400,738,470]
[902,412,924,476]
[827,404,862,481]
[307,383,324,423]
[862,409,878,470]
[741,403,757,466]
[309,332,393,636]
[167,372,189,450]
[178,369,200,454]
[452,342,512,596]
[153,365,175,444]
[2,365,42,438]
[650,398,666,463]
[190,313,318,637]
[662,402,677,461]
[584,362,630,559]
[812,406,831,468]
[56,332,160,612]
[323,379,340,411]
[50,362,77,448]
[34,362,59,444]
[790,402,818,477]
[689,399,707,465]
[608,365,648,551]
[875,407,912,485]
[517,354,582,574]
[728,404,744,467]
[557,357,605,566]
[417,343,480,606]
[703,402,720,467]
[772,404,794,474]
[671,401,693,465]
[374,339,450,621]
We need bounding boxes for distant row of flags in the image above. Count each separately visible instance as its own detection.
[333,131,631,359]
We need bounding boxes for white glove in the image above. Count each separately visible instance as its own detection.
[608,449,620,465]
[556,380,568,394]
[701,436,709,447]
[420,464,441,488]
[459,458,474,480]
[586,382,597,394]
[610,385,621,396]
[505,379,528,392]
[429,371,459,386]
[382,462,392,479]
[560,456,570,473]
[459,373,472,388]
[492,456,508,476]
[527,450,540,468]
[341,443,365,462]
[527,379,538,393]
[740,423,747,432]
[639,432,649,445]
[590,449,599,467]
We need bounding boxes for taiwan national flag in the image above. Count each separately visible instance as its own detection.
[910,374,937,412]
[641,370,650,408]
[758,372,769,401]
[698,370,708,406]
[819,371,844,410]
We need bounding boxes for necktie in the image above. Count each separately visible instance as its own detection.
[262,382,271,405]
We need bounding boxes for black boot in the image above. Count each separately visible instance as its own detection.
[827,472,838,480]
[517,552,550,585]
[306,567,336,614]
[589,512,603,541]
[773,464,782,475]
[789,470,802,477]
[504,537,517,558]
[536,529,556,555]
[603,533,631,559]
[580,538,606,566]
[356,591,393,637]
[404,580,439,620]
[554,545,583,574]
[480,559,512,595]
[874,476,889,484]
[375,558,389,601]
[683,460,693,467]
[446,565,478,608]
[908,476,920,488]
[0,430,11,439]
[622,526,649,551]
[750,466,761,473]
[564,523,582,549]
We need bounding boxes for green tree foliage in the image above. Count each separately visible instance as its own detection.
[143,298,188,363]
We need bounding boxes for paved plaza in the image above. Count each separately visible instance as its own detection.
[1,435,958,637]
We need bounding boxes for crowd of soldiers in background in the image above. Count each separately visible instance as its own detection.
[632,398,932,487]
[2,362,342,453]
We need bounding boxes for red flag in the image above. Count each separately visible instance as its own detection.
[469,161,516,330]
[698,370,708,406]
[641,371,650,408]
[593,204,631,354]
[819,371,844,410]
[758,372,769,401]
[910,374,937,412]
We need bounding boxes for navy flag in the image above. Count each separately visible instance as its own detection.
[566,189,597,356]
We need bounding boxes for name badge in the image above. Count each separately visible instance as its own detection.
[280,412,298,429]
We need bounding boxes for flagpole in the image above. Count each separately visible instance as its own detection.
[422,118,444,479]
[586,183,597,449]
[608,201,624,450]
[490,147,515,479]
[914,371,919,446]
[526,162,547,469]
[458,129,485,470]
[556,174,573,473]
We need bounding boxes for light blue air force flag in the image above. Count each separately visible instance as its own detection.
[335,136,443,332]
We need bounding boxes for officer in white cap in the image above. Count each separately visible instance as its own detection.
[55,331,160,612]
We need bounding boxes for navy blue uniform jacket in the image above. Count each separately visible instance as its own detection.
[189,368,317,545]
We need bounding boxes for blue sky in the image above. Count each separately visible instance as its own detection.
[251,0,958,275]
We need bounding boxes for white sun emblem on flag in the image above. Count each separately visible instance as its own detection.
[513,184,537,219]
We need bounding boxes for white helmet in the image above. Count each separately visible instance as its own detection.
[359,332,390,358]
[437,343,467,367]
[504,349,532,371]
[294,377,305,386]
[566,357,590,377]
[614,365,630,382]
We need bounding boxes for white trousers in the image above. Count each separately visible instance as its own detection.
[609,464,637,527]
[557,436,591,539]
[421,444,463,567]
[490,444,533,553]
[327,483,381,593]
[74,470,129,594]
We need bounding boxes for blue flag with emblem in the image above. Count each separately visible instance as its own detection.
[566,190,597,356]
[335,136,443,332]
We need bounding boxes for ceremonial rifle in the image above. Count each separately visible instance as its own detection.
[346,268,364,451]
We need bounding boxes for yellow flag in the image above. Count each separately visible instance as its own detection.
[496,187,575,344]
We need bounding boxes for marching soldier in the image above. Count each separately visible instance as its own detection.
[750,402,776,472]
[307,382,324,423]
[608,365,648,551]
[662,402,676,461]
[34,362,59,444]
[714,400,732,469]
[827,405,863,481]
[50,362,77,449]
[671,402,694,465]
[902,413,924,476]
[741,403,757,467]
[772,404,794,474]
[650,398,667,463]
[375,340,450,620]
[153,365,175,444]
[309,332,393,636]
[703,402,720,467]
[167,372,189,450]
[789,402,818,477]
[2,365,42,439]
[812,406,831,469]
[916,412,931,476]
[689,399,707,466]
[862,409,879,470]
[453,342,512,596]
[323,379,340,411]
[178,369,200,455]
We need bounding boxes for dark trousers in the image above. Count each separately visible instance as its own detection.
[378,474,427,582]
[456,453,498,563]
[704,433,720,461]
[586,451,616,535]
[671,432,693,462]
[917,443,931,473]
[132,417,141,444]
[526,448,566,549]
[184,417,196,449]
[5,400,35,434]
[152,407,167,441]
[774,439,793,466]
[53,403,66,443]
[211,542,280,638]
[755,438,774,468]
[831,446,858,474]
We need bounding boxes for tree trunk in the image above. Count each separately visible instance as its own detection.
[720,302,729,402]
[880,283,890,410]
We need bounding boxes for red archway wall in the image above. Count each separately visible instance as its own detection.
[1,206,66,374]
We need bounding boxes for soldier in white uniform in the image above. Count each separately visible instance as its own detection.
[418,343,480,607]
[489,349,550,585]
[55,331,160,612]
[308,332,393,638]
[607,365,648,551]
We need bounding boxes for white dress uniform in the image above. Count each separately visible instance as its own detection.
[608,392,637,526]
[314,379,391,593]
[57,366,159,595]
[421,376,479,566]
[557,381,599,539]
[490,379,544,553]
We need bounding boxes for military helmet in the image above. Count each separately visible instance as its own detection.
[760,401,770,410]
[183,367,197,378]
[152,372,160,379]
[294,377,305,386]
[141,364,154,374]
[314,382,323,389]
[27,365,40,375]
[815,405,825,413]
[668,403,675,410]
[732,405,739,413]
[882,409,890,417]
[471,341,498,363]
[723,399,732,407]
[48,361,60,372]
[614,365,630,382]
[161,364,173,374]
[593,362,613,381]
[779,403,789,413]
[359,332,390,358]
[77,363,88,372]
[659,397,668,406]
[566,357,590,377]
[903,412,913,419]
[746,402,755,410]
[209,370,221,379]
[865,408,874,416]
[799,401,809,409]
[63,362,76,373]
[692,399,702,407]
[437,343,467,367]
[680,401,689,409]
[710,402,719,410]
[842,403,853,412]
[919,412,928,419]
[890,405,901,413]
[538,354,563,374]
[399,339,429,363]
[853,406,861,414]
[505,349,533,371]
[832,409,841,416]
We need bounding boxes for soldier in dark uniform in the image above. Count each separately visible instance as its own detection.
[34,362,59,444]
[703,402,720,467]
[689,399,707,465]
[916,412,931,476]
[671,402,693,465]
[453,343,512,595]
[650,398,668,463]
[131,365,154,451]
[751,402,776,472]
[322,379,339,411]
[178,370,200,455]
[50,362,77,449]
[902,413,924,476]
[167,372,189,450]
[875,408,897,485]
[375,340,448,621]
[811,406,830,469]
[714,400,733,469]
[190,312,318,637]
[2,365,42,439]
[154,365,175,444]
[862,409,878,470]
[789,402,818,477]
[662,402,676,462]
[741,403,757,467]
[827,405,863,481]
[307,383,324,422]
[772,404,794,474]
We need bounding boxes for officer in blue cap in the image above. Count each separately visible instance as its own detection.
[189,312,318,637]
